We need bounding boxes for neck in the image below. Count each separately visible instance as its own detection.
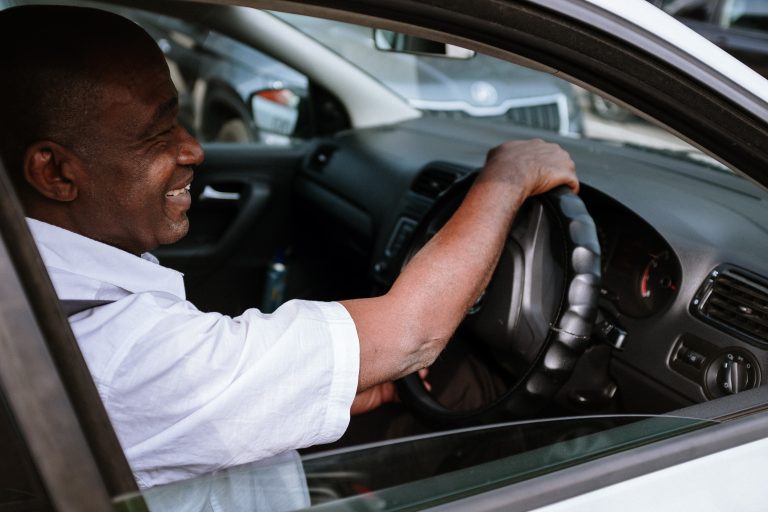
[25,205,144,256]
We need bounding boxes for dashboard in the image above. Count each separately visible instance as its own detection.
[297,115,768,414]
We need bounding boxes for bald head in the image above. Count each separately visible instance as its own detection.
[0,5,165,191]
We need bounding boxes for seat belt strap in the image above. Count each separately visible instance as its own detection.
[60,299,116,317]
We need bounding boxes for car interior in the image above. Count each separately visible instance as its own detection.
[18,0,768,431]
[130,1,768,423]
[2,0,768,509]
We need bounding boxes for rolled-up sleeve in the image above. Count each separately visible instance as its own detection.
[72,293,360,488]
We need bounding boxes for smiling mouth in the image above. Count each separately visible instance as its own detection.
[165,184,191,197]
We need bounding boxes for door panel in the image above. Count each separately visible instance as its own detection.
[154,143,306,315]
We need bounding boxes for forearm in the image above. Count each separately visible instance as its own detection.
[342,139,577,392]
[394,175,527,344]
[344,174,528,390]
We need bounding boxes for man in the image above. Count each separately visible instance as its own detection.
[0,5,578,489]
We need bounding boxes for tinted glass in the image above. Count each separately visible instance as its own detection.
[113,416,715,511]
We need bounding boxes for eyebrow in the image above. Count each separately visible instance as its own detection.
[139,96,179,140]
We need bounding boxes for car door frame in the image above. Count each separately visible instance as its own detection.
[0,160,140,510]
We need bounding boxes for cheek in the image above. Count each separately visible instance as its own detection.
[91,149,178,217]
[147,151,178,183]
[125,158,172,205]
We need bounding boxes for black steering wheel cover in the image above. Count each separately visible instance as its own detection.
[397,177,601,426]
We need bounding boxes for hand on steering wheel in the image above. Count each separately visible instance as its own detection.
[397,174,601,426]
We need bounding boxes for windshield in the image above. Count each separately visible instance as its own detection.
[274,11,580,137]
[56,2,730,170]
[113,415,715,511]
[272,11,728,170]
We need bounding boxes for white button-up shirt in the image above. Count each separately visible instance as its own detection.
[27,218,360,489]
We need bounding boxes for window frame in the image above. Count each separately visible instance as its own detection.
[0,161,139,510]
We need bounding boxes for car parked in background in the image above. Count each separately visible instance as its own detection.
[272,12,582,136]
[651,0,768,77]
[82,4,584,144]
[591,0,768,121]
[116,7,312,145]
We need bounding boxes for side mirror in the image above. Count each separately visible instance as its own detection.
[373,29,474,58]
[249,88,302,144]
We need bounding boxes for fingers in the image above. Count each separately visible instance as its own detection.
[483,139,578,196]
[418,367,432,392]
[350,381,398,415]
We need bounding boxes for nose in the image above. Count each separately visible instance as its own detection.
[178,125,205,166]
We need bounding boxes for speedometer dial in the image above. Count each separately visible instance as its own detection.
[582,187,683,319]
[637,251,679,314]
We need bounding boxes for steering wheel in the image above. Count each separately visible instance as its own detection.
[397,173,601,426]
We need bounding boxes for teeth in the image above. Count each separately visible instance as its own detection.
[166,186,189,197]
[184,184,191,191]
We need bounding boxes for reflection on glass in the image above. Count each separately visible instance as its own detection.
[113,415,715,511]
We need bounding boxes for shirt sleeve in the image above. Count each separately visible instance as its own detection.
[71,293,360,488]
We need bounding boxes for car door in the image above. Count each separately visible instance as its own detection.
[153,144,305,315]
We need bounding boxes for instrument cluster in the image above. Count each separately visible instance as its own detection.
[584,188,682,319]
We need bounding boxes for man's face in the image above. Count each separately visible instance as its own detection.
[74,52,204,255]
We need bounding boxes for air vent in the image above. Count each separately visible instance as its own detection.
[411,167,462,199]
[692,266,768,347]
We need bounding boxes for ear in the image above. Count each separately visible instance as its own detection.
[22,141,83,202]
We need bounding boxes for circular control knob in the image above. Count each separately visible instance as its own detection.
[705,349,760,399]
[719,358,749,394]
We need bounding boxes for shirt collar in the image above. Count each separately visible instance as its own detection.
[27,218,186,300]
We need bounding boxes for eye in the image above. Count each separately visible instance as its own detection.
[149,126,176,147]
[158,124,176,137]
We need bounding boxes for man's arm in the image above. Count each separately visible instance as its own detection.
[342,139,578,392]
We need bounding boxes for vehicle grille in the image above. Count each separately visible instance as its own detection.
[411,167,463,198]
[692,266,768,347]
[505,103,561,132]
[422,102,562,132]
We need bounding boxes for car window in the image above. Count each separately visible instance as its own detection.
[112,415,715,510]
[6,1,724,167]
[658,0,712,21]
[273,11,728,171]
[273,12,581,137]
[721,0,768,32]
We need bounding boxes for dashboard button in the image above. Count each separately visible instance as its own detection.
[705,349,761,398]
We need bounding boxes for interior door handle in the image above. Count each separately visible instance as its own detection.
[199,185,241,202]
